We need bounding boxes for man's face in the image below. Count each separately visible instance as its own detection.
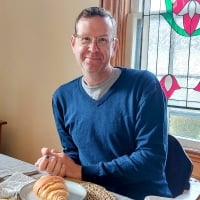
[71,16,118,75]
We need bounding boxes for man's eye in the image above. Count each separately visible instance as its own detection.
[81,37,91,42]
[98,37,108,43]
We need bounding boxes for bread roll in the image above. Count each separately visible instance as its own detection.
[33,175,69,200]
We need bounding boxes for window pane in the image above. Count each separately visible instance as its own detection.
[132,0,200,144]
[190,36,200,75]
[143,8,200,110]
[147,15,170,75]
[169,108,200,140]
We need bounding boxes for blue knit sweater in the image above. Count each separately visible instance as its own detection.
[52,67,172,199]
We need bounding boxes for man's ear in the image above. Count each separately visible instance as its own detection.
[111,38,119,57]
[70,35,76,51]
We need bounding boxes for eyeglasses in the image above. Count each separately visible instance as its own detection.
[74,34,114,47]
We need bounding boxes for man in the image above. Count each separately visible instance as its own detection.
[35,7,172,199]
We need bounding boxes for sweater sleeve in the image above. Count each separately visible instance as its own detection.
[82,71,168,185]
[52,93,81,164]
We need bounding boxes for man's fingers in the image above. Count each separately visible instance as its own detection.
[41,147,50,156]
[36,156,49,171]
[51,149,60,153]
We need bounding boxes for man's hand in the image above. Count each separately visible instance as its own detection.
[35,147,82,179]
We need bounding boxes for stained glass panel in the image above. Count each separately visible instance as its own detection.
[132,0,200,146]
[142,0,200,110]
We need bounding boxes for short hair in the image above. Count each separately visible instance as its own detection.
[74,7,117,36]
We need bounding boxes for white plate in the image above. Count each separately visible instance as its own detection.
[20,180,87,200]
[144,196,173,200]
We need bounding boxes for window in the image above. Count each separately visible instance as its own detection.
[127,0,200,150]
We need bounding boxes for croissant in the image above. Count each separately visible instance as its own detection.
[33,175,69,200]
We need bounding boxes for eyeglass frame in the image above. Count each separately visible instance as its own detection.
[73,34,116,47]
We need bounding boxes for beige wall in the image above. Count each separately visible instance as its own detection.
[0,0,98,163]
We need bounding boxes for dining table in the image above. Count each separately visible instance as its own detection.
[0,153,133,200]
[1,153,200,200]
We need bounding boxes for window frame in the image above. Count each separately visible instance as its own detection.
[126,0,200,151]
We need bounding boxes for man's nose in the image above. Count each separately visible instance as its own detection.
[88,39,99,50]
